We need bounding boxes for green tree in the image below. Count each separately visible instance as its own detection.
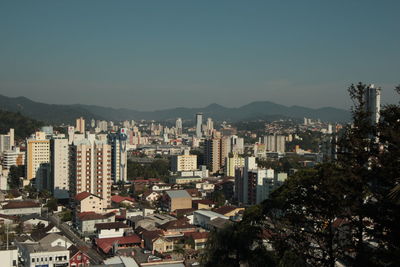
[201,212,276,267]
[8,165,24,189]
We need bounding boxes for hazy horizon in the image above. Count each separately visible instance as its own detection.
[1,1,399,111]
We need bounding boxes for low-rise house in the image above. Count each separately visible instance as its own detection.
[142,191,160,203]
[192,200,215,210]
[22,215,49,231]
[151,184,172,192]
[75,192,104,214]
[95,222,131,239]
[162,190,192,212]
[95,235,142,255]
[69,245,91,267]
[193,210,229,230]
[39,233,73,248]
[195,182,215,192]
[159,219,197,237]
[213,205,245,217]
[111,195,136,207]
[0,200,41,216]
[142,230,174,253]
[30,223,61,241]
[0,214,18,225]
[184,232,209,250]
[76,212,115,236]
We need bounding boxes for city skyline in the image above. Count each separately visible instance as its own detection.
[1,1,399,110]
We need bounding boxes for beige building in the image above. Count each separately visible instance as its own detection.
[171,151,197,172]
[76,117,85,134]
[163,190,192,211]
[70,139,112,209]
[225,153,245,177]
[0,128,14,154]
[75,191,104,213]
[204,136,230,174]
[26,132,50,181]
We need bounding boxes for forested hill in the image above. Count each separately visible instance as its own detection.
[0,109,44,141]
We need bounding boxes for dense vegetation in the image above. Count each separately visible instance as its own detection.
[127,159,170,180]
[202,83,400,266]
[0,109,43,141]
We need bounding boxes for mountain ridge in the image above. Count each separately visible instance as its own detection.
[0,94,350,124]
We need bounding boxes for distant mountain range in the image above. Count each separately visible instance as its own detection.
[0,94,351,124]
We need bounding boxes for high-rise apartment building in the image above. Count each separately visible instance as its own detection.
[195,113,203,138]
[70,139,112,209]
[225,153,244,177]
[235,157,286,205]
[107,129,128,183]
[176,118,183,136]
[204,138,221,174]
[365,84,381,125]
[264,134,286,153]
[0,128,14,154]
[2,147,25,170]
[50,138,70,199]
[76,117,85,134]
[26,132,50,182]
[205,118,214,137]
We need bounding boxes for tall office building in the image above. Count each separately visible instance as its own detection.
[50,138,70,199]
[364,84,381,125]
[0,128,14,154]
[176,118,183,136]
[76,117,85,134]
[70,139,112,208]
[195,113,203,138]
[107,129,128,183]
[26,132,51,190]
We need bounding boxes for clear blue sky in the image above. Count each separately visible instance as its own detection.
[0,0,399,110]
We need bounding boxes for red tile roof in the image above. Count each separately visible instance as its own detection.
[160,218,193,230]
[2,200,40,209]
[95,235,142,254]
[75,192,92,201]
[111,195,135,204]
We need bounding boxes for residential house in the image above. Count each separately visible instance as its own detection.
[0,200,41,216]
[142,230,174,254]
[76,212,115,236]
[111,195,135,207]
[213,205,245,217]
[69,245,91,267]
[184,232,209,250]
[192,200,215,210]
[95,235,142,255]
[75,192,104,214]
[142,191,160,203]
[94,222,131,239]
